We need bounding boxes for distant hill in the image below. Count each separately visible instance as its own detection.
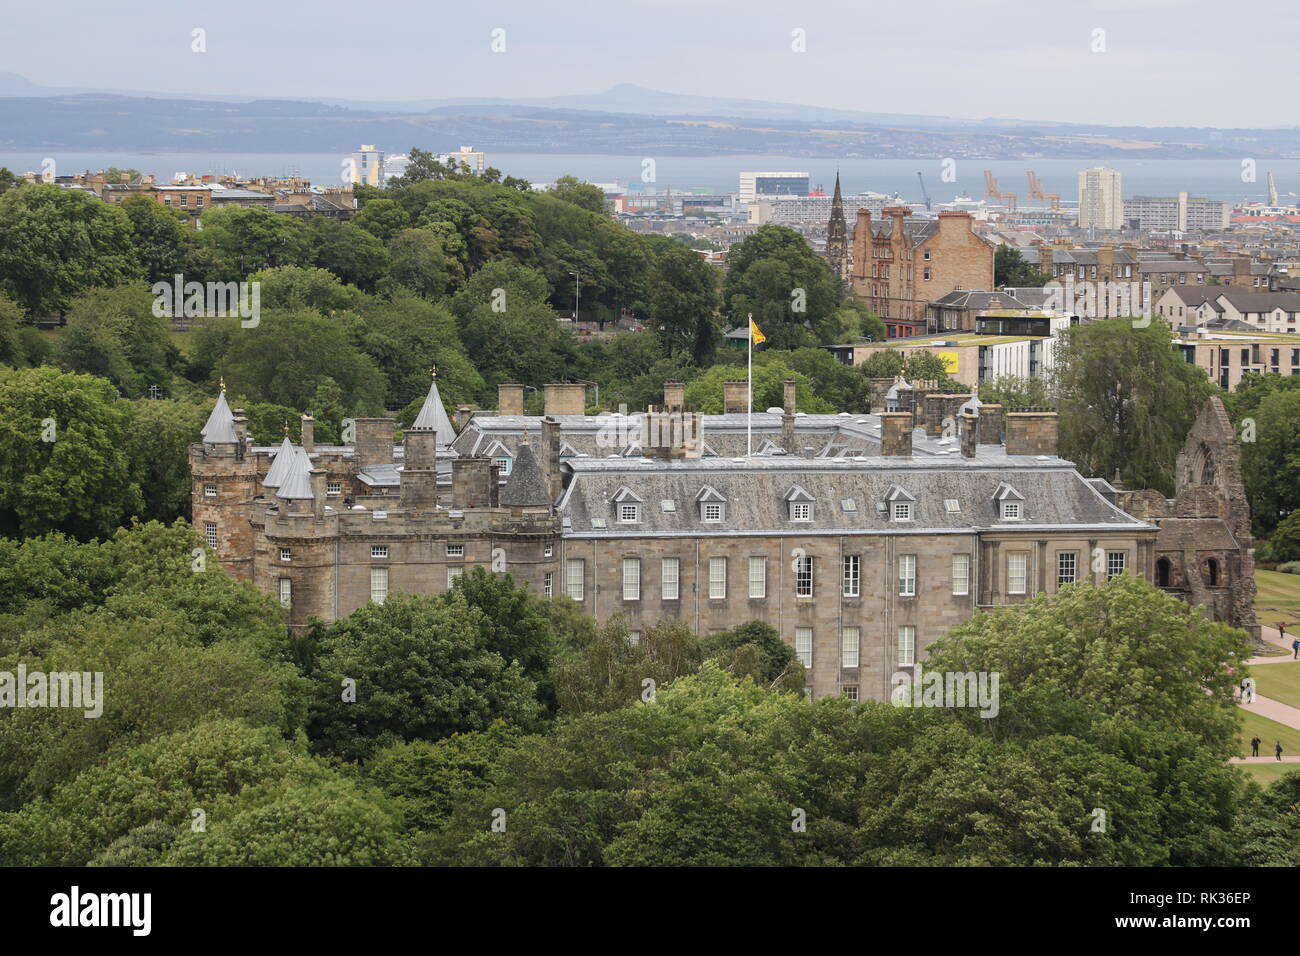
[1,76,1297,158]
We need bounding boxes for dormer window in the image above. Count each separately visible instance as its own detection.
[993,482,1027,522]
[611,486,643,523]
[883,485,916,522]
[697,485,727,523]
[785,484,814,522]
[892,501,912,522]
[494,456,512,475]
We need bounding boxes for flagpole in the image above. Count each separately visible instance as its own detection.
[747,312,753,457]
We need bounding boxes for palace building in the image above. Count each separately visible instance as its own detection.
[190,377,1257,702]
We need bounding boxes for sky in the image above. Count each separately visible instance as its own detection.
[3,0,1298,128]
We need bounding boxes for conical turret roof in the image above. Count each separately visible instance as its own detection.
[412,377,455,445]
[276,447,315,500]
[500,443,550,507]
[201,389,237,443]
[262,436,296,489]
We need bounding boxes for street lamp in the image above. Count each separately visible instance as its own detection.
[570,271,579,321]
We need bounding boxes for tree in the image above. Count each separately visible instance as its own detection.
[305,592,545,762]
[979,374,1053,410]
[1232,770,1300,865]
[902,350,961,391]
[0,294,29,367]
[683,361,833,414]
[54,284,181,396]
[858,350,906,379]
[700,621,805,693]
[1233,383,1300,535]
[0,367,142,539]
[123,399,210,523]
[0,168,20,195]
[1055,320,1215,493]
[648,243,719,364]
[547,176,607,214]
[121,195,189,283]
[0,184,140,317]
[248,264,368,314]
[194,205,307,280]
[994,244,1050,287]
[722,225,843,349]
[551,616,704,715]
[305,218,390,291]
[353,198,411,244]
[387,228,454,299]
[213,311,387,413]
[1267,509,1300,563]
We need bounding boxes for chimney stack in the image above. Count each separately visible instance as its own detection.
[723,381,748,415]
[309,466,327,518]
[354,418,396,471]
[976,403,1004,445]
[782,380,797,453]
[542,382,586,416]
[452,458,498,509]
[1005,411,1059,457]
[923,394,946,437]
[663,381,685,408]
[879,412,913,457]
[960,412,978,458]
[300,413,315,453]
[541,416,562,503]
[400,427,439,509]
[498,383,525,416]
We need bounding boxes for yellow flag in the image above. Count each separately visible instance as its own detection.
[749,318,766,344]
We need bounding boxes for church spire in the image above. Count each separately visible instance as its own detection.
[826,170,848,281]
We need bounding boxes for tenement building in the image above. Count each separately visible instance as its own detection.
[191,377,1257,701]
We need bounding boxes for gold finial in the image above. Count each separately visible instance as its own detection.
[283,420,290,436]
[430,364,438,379]
[219,377,226,393]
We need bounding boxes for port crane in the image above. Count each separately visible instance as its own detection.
[1026,170,1060,210]
[916,171,931,211]
[983,169,1017,211]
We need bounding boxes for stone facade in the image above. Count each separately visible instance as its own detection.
[849,208,994,336]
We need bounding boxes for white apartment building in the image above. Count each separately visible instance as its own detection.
[1077,167,1123,231]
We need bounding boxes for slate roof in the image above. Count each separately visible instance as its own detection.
[411,379,456,444]
[201,391,237,443]
[261,436,296,488]
[557,457,1149,537]
[500,444,550,506]
[276,447,315,500]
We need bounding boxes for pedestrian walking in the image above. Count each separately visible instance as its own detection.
[1251,735,1261,757]
[1276,741,1284,762]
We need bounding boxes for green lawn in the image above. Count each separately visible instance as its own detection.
[1236,761,1300,788]
[1236,710,1300,759]
[1255,569,1300,633]
[1251,660,1300,709]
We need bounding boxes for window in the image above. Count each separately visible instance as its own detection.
[446,544,464,558]
[841,627,860,668]
[790,501,812,522]
[707,557,729,599]
[543,571,554,598]
[923,268,931,281]
[622,557,641,600]
[842,555,861,597]
[566,559,584,601]
[628,630,641,647]
[327,481,341,497]
[843,685,859,702]
[952,554,970,596]
[204,484,217,498]
[795,554,814,597]
[748,557,766,598]
[204,522,218,549]
[1106,550,1126,579]
[448,567,464,588]
[898,626,915,667]
[898,554,916,596]
[1007,553,1028,594]
[702,501,723,523]
[1057,551,1077,586]
[280,548,292,562]
[795,628,813,668]
[278,578,291,608]
[662,558,679,600]
[892,501,912,522]
[371,545,388,559]
[494,457,512,475]
[370,567,389,605]
[944,499,961,514]
[618,503,640,524]
[543,544,554,558]
[1001,501,1021,520]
